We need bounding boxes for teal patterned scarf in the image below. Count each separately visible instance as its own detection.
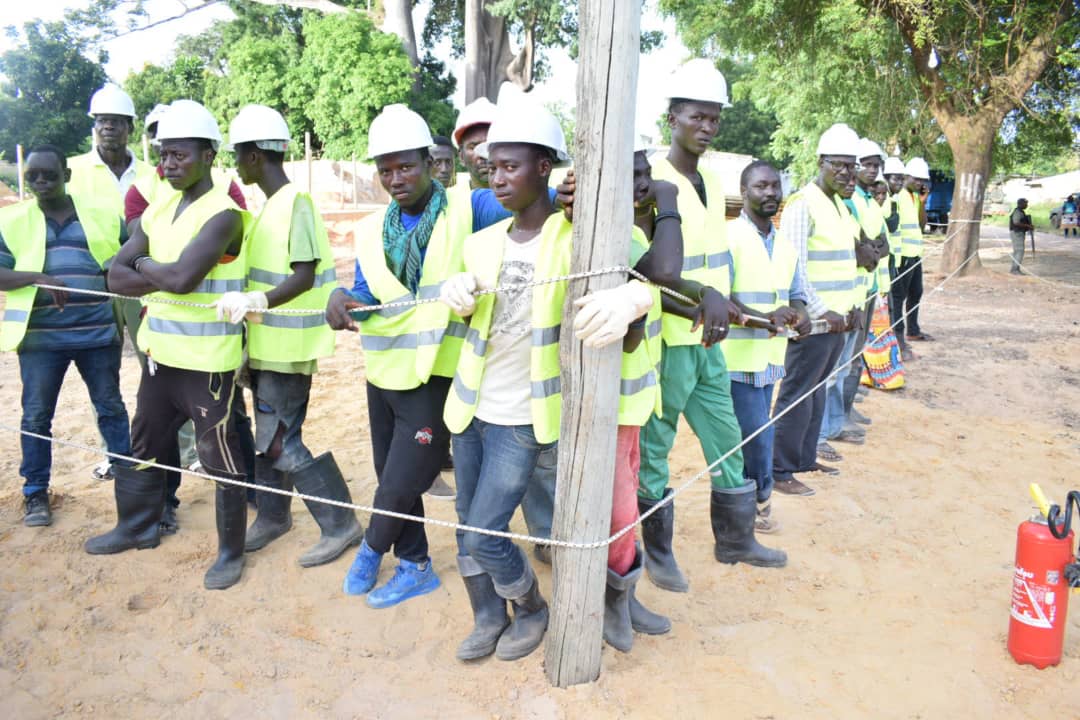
[382,180,447,293]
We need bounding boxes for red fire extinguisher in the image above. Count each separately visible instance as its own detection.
[1007,486,1079,669]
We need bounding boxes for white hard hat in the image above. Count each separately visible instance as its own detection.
[857,138,886,162]
[367,104,433,159]
[816,123,860,157]
[226,104,290,152]
[88,83,135,119]
[665,59,731,108]
[883,156,906,175]
[155,99,223,150]
[144,103,170,130]
[634,133,653,155]
[905,157,930,180]
[476,83,570,165]
[452,97,497,148]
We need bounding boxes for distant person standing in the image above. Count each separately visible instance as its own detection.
[1061,195,1078,237]
[1009,198,1034,275]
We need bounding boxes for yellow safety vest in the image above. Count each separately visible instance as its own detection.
[445,182,475,240]
[244,184,336,364]
[137,190,248,372]
[445,215,662,440]
[720,217,798,373]
[131,167,239,222]
[898,190,923,258]
[67,150,156,218]
[0,196,120,352]
[886,195,903,262]
[354,192,469,391]
[650,157,731,346]
[851,189,891,295]
[790,183,859,314]
[620,226,663,426]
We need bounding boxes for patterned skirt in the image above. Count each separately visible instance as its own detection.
[861,295,905,390]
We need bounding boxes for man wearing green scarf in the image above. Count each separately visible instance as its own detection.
[326,105,467,608]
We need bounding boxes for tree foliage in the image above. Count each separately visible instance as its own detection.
[0,19,108,159]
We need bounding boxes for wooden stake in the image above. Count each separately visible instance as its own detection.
[352,153,359,209]
[16,144,24,200]
[142,133,150,164]
[544,0,640,688]
[305,131,313,194]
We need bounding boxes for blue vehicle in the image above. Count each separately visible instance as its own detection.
[924,169,954,233]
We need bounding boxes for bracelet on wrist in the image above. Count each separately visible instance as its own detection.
[132,255,152,272]
[654,210,682,225]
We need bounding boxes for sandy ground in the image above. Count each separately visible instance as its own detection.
[1,226,1079,719]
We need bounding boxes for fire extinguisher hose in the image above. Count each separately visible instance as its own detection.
[1047,490,1080,540]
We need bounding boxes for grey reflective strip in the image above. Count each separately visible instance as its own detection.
[360,333,417,351]
[258,313,327,329]
[194,278,245,294]
[707,251,732,268]
[147,317,243,337]
[453,373,477,405]
[248,266,337,289]
[3,309,28,322]
[647,318,662,338]
[621,369,657,396]
[777,289,790,301]
[532,325,560,347]
[374,293,416,318]
[813,279,857,292]
[726,326,770,340]
[444,321,468,339]
[900,223,919,230]
[732,291,776,304]
[417,283,442,300]
[464,327,488,356]
[531,376,561,399]
[683,254,706,271]
[806,249,854,261]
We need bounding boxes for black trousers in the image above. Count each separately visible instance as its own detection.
[364,376,452,563]
[843,295,876,416]
[891,256,924,338]
[772,332,845,475]
[130,363,245,480]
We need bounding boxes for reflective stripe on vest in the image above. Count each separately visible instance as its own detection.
[898,190,923,258]
[355,191,469,390]
[0,195,120,352]
[244,184,336,364]
[650,157,731,347]
[790,183,859,314]
[619,226,663,426]
[137,189,247,372]
[443,214,570,443]
[720,217,798,373]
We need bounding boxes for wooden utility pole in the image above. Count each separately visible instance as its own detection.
[16,144,25,200]
[544,0,640,688]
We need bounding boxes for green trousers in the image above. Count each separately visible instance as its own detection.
[639,342,748,500]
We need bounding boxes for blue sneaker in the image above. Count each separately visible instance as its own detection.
[366,558,441,609]
[343,539,382,595]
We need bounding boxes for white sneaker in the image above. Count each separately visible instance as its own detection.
[91,461,113,481]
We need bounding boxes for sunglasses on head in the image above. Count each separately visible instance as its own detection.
[24,169,60,182]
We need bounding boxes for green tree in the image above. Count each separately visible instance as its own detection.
[660,0,1080,273]
[0,19,108,159]
[124,55,208,119]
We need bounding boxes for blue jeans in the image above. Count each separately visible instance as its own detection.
[819,330,858,442]
[453,418,554,598]
[19,345,130,496]
[730,380,775,503]
[521,444,558,541]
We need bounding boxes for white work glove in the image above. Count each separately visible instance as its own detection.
[214,290,267,324]
[572,280,654,348]
[439,272,482,317]
[242,290,268,324]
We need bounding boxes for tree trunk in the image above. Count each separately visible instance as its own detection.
[464,0,514,102]
[544,0,640,689]
[939,116,996,276]
[382,0,419,67]
[505,14,536,91]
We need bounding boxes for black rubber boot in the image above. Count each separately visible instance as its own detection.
[291,453,363,567]
[204,479,247,590]
[244,454,293,552]
[456,567,511,661]
[495,576,549,661]
[85,466,165,555]
[627,545,671,636]
[638,489,689,592]
[710,489,788,568]
[604,548,672,652]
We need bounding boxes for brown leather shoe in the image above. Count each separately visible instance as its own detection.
[805,462,840,476]
[773,475,815,497]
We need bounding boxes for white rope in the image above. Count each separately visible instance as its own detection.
[4,221,984,551]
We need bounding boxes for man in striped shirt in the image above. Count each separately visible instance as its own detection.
[0,146,130,527]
